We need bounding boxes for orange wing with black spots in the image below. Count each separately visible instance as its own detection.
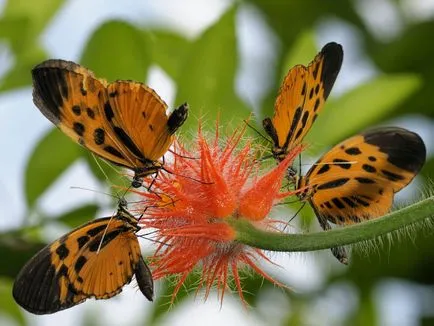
[263,42,343,161]
[12,207,153,315]
[297,127,426,263]
[32,60,188,187]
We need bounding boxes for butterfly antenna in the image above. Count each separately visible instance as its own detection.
[282,202,306,232]
[168,149,198,160]
[243,119,272,144]
[160,166,213,185]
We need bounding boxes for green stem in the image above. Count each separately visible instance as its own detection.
[229,196,434,252]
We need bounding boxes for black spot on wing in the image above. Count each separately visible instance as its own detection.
[87,224,107,237]
[104,102,115,122]
[317,178,350,190]
[333,159,351,169]
[56,243,69,260]
[381,169,405,182]
[74,256,87,273]
[355,177,375,184]
[318,42,343,99]
[363,127,426,173]
[114,127,145,160]
[362,164,376,173]
[73,122,85,136]
[104,146,125,160]
[94,128,105,145]
[72,105,81,116]
[316,164,330,174]
[331,198,345,209]
[285,106,302,145]
[77,235,90,249]
[263,118,279,147]
[345,147,361,155]
[88,227,130,252]
[342,197,357,208]
[86,107,95,119]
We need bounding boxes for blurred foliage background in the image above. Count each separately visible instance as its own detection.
[0,0,433,325]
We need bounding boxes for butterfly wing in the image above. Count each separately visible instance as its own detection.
[263,42,343,160]
[106,81,188,163]
[13,212,153,314]
[299,127,426,225]
[32,60,188,182]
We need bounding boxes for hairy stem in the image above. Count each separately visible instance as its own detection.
[230,197,434,252]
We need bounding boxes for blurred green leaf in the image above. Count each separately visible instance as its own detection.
[25,128,81,208]
[247,0,365,47]
[0,279,25,325]
[3,0,64,39]
[149,30,191,79]
[0,235,45,278]
[81,20,151,81]
[56,203,99,227]
[0,16,31,54]
[175,6,251,131]
[306,74,422,152]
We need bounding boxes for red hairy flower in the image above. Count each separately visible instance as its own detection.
[134,125,302,304]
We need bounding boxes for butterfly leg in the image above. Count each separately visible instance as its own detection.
[317,215,348,265]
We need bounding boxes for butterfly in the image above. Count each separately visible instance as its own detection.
[262,42,343,163]
[32,59,188,188]
[295,127,426,263]
[261,43,426,263]
[13,205,154,314]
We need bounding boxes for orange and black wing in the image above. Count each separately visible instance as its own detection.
[299,127,426,225]
[263,42,343,160]
[32,59,188,186]
[12,209,153,314]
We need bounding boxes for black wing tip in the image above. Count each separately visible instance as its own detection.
[319,42,344,99]
[32,59,82,73]
[167,102,189,134]
[363,127,427,173]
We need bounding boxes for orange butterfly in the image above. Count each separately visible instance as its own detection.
[296,127,426,263]
[32,60,188,187]
[263,42,343,162]
[262,43,426,263]
[13,205,153,314]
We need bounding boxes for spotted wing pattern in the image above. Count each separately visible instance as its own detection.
[32,59,188,187]
[263,42,343,161]
[12,207,153,314]
[298,127,426,225]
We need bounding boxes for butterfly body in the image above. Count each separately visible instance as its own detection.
[13,206,153,314]
[32,60,188,187]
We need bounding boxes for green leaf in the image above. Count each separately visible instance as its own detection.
[0,16,31,54]
[306,74,422,153]
[81,20,151,81]
[3,0,64,39]
[0,234,45,278]
[56,204,99,228]
[0,278,25,325]
[25,128,81,208]
[175,7,251,131]
[149,30,191,79]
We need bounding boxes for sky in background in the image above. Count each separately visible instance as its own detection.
[1,0,434,325]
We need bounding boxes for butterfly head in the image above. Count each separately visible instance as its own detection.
[132,161,164,188]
